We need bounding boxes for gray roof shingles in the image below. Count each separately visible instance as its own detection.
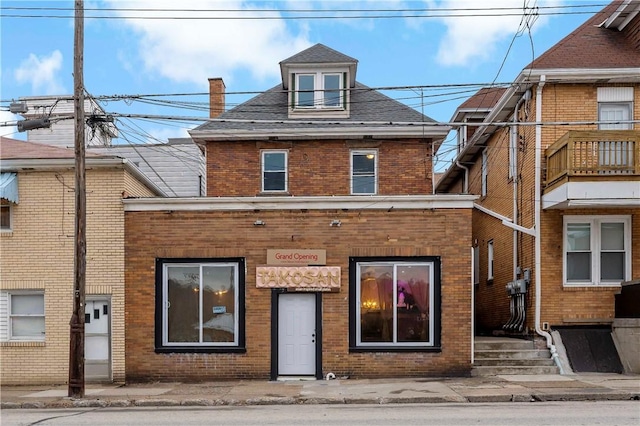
[193,44,438,134]
[194,82,436,133]
[280,43,358,65]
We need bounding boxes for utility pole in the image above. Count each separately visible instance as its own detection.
[68,0,86,399]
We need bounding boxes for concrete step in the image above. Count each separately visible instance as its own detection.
[474,349,551,360]
[471,365,560,376]
[472,337,558,376]
[473,358,556,367]
[474,338,536,351]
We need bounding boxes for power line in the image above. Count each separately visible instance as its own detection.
[0,4,609,20]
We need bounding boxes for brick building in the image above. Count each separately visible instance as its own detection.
[436,1,640,372]
[0,137,163,384]
[124,44,477,381]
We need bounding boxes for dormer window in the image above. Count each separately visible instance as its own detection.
[293,72,345,109]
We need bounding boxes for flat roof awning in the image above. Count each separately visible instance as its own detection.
[0,172,18,203]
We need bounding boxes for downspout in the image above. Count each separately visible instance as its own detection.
[512,95,526,282]
[471,245,475,364]
[534,75,564,373]
[456,161,469,193]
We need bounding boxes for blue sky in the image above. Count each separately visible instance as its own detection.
[1,0,607,171]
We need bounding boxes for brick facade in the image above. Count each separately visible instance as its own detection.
[125,207,473,381]
[206,139,434,197]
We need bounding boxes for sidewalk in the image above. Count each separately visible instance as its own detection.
[2,373,639,409]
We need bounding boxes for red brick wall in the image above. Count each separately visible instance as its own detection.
[125,208,473,381]
[206,139,434,197]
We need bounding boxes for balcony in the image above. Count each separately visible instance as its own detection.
[542,130,640,209]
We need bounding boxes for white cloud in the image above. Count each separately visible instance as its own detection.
[14,50,66,95]
[433,0,558,67]
[107,0,312,86]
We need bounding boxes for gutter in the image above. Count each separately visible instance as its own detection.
[190,124,451,141]
[124,194,478,212]
[1,156,167,198]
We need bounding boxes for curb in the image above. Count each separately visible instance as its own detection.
[2,392,639,409]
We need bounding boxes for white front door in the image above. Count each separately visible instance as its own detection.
[85,299,111,381]
[278,293,316,376]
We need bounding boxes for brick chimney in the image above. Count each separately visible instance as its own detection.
[208,78,225,118]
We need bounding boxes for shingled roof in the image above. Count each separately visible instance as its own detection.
[191,43,444,138]
[280,43,357,65]
[194,81,436,134]
[526,1,640,70]
[0,137,103,160]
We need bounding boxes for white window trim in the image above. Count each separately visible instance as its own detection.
[598,102,633,130]
[355,262,435,347]
[350,149,378,195]
[293,71,344,110]
[162,262,240,347]
[4,291,45,342]
[487,240,494,281]
[563,215,632,287]
[261,150,288,193]
[597,86,634,130]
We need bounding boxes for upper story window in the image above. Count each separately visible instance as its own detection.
[261,150,288,193]
[155,258,246,353]
[481,149,488,196]
[564,215,631,286]
[597,88,634,170]
[1,292,45,341]
[487,240,494,282]
[351,150,377,195]
[292,72,345,110]
[597,87,633,130]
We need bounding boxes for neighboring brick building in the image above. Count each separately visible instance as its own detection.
[124,44,477,381]
[436,1,639,371]
[0,137,163,384]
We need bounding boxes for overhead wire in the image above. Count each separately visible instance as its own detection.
[1,2,619,184]
[0,3,610,20]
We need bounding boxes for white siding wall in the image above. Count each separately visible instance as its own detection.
[89,139,205,197]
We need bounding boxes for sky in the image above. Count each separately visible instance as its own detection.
[0,0,610,171]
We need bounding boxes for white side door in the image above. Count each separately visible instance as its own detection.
[85,299,111,381]
[278,293,316,376]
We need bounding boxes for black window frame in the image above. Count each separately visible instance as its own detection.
[349,256,441,352]
[155,257,246,354]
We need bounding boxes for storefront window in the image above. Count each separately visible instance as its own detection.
[350,257,440,350]
[155,258,246,353]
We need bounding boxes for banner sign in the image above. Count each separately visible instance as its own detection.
[256,266,340,292]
